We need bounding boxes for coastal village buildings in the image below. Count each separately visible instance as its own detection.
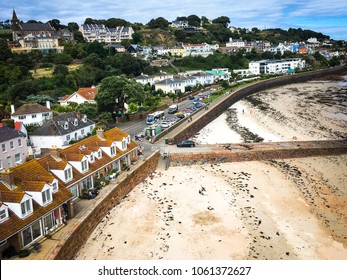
[59,86,98,106]
[29,112,96,149]
[0,127,138,255]
[79,24,134,43]
[10,102,53,126]
[10,10,64,53]
[248,58,306,75]
[0,126,29,170]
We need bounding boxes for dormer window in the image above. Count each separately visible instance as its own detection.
[81,160,88,172]
[98,150,102,158]
[64,122,68,129]
[82,115,87,123]
[122,140,127,150]
[42,189,52,205]
[90,154,94,162]
[110,146,115,156]
[64,168,72,182]
[0,208,9,223]
[21,199,32,217]
[52,181,58,192]
[74,119,78,126]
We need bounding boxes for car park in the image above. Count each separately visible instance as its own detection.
[176,140,196,147]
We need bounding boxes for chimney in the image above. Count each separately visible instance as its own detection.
[46,101,51,109]
[91,85,95,89]
[76,112,81,120]
[96,128,105,140]
[50,146,60,159]
[0,170,15,189]
[10,105,15,114]
[49,122,56,135]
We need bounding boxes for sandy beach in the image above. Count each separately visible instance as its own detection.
[75,78,347,260]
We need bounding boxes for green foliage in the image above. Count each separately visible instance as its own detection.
[0,39,13,61]
[76,103,98,120]
[127,102,138,114]
[25,94,56,105]
[147,17,169,29]
[98,111,113,122]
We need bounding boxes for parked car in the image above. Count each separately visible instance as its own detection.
[188,95,195,100]
[160,120,172,128]
[168,104,179,114]
[174,112,185,119]
[194,102,205,108]
[176,140,196,147]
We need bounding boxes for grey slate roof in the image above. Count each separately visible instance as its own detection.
[19,22,55,32]
[0,127,26,143]
[31,112,95,136]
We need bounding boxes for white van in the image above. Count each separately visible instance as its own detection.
[168,104,178,114]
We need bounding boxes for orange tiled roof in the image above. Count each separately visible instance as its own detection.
[0,190,26,203]
[21,181,46,192]
[46,160,68,170]
[76,87,98,100]
[64,153,85,161]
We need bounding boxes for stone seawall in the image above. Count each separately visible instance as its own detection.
[172,66,347,142]
[53,152,160,260]
[170,141,347,166]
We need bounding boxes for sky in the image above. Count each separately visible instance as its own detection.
[2,0,347,40]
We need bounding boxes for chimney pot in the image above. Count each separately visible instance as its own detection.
[96,128,105,140]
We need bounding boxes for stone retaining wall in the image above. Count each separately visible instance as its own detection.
[53,152,160,260]
[172,66,347,142]
[170,144,347,166]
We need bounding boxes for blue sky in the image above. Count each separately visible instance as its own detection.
[2,0,347,40]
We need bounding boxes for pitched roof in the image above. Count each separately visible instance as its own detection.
[11,103,52,116]
[21,181,46,192]
[0,126,26,142]
[76,87,98,101]
[19,22,55,32]
[30,112,95,136]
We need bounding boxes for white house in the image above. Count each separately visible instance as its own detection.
[249,58,306,75]
[183,43,218,57]
[134,74,155,86]
[154,78,186,94]
[11,102,53,126]
[226,38,245,48]
[59,86,98,106]
[29,112,96,149]
[79,24,134,43]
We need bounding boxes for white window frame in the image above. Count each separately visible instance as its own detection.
[81,160,88,172]
[15,153,21,164]
[52,181,58,192]
[1,143,6,152]
[21,199,32,217]
[64,168,72,182]
[42,189,52,205]
[0,208,8,222]
[18,138,22,147]
[110,146,115,156]
[10,141,14,150]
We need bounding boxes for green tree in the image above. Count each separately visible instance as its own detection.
[212,16,230,28]
[67,22,79,32]
[147,17,169,29]
[76,103,98,120]
[53,64,69,76]
[95,75,145,118]
[187,15,201,27]
[0,39,13,61]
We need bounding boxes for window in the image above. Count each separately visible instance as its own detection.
[15,153,21,164]
[21,199,32,217]
[90,154,94,162]
[22,220,41,247]
[52,182,58,192]
[43,212,57,234]
[42,189,52,205]
[98,150,102,158]
[19,115,26,120]
[0,209,8,221]
[110,146,115,156]
[69,185,79,200]
[66,135,70,141]
[32,114,37,118]
[81,129,84,135]
[64,168,72,181]
[1,143,5,152]
[6,156,12,168]
[18,138,22,147]
[122,140,127,150]
[42,112,50,117]
[10,141,14,149]
[81,160,88,172]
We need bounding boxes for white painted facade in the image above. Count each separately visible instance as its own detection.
[249,58,306,75]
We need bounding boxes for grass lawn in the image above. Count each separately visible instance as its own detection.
[30,64,82,78]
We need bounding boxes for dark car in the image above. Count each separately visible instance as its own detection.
[176,140,196,147]
[188,95,195,100]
